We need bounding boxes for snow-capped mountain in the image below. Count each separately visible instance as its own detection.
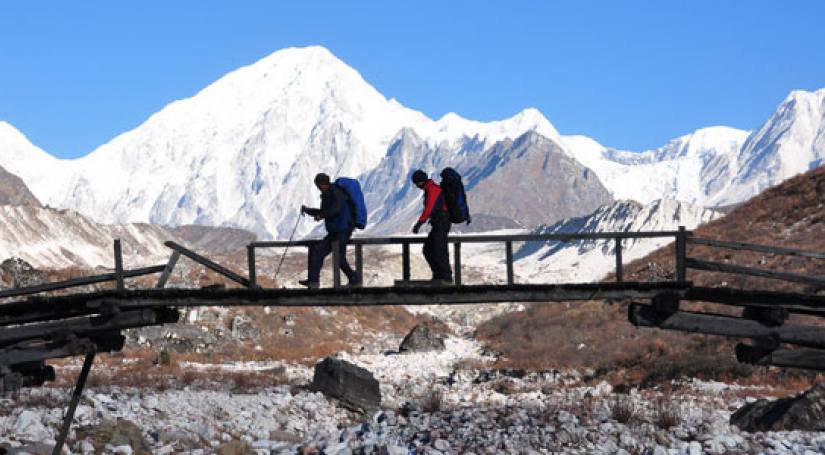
[513,199,721,283]
[0,46,823,242]
[561,127,750,205]
[0,47,558,240]
[711,88,825,205]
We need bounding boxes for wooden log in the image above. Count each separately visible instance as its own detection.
[742,306,788,327]
[0,265,166,300]
[735,344,825,371]
[156,251,180,289]
[688,237,825,259]
[629,304,825,349]
[164,241,250,287]
[652,292,680,314]
[685,258,825,287]
[685,286,825,315]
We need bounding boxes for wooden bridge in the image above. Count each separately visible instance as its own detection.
[2,227,825,454]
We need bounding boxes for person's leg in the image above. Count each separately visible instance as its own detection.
[335,230,358,283]
[307,235,333,283]
[432,218,452,281]
[423,230,437,280]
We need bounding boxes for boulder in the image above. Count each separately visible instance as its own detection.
[309,357,381,413]
[75,419,152,455]
[730,382,825,431]
[399,323,446,353]
[0,257,45,289]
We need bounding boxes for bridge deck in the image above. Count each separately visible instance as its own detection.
[1,282,692,325]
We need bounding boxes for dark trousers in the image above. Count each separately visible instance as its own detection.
[308,230,356,283]
[423,214,452,280]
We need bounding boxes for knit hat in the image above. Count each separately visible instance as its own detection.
[411,170,427,184]
[314,173,331,186]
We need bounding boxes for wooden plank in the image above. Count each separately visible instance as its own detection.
[689,237,825,259]
[247,245,257,289]
[0,265,166,300]
[735,344,825,371]
[685,258,825,287]
[164,242,250,287]
[394,280,455,288]
[113,240,124,291]
[505,241,514,285]
[614,237,623,283]
[155,251,180,289]
[629,304,825,349]
[454,242,462,286]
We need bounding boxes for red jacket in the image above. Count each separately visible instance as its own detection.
[418,179,447,223]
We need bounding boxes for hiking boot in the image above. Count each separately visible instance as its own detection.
[298,279,320,289]
[347,274,362,288]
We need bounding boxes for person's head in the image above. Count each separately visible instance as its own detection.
[411,170,428,189]
[314,173,331,192]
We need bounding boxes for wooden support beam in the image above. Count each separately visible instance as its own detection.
[651,292,680,314]
[685,286,825,315]
[614,237,623,283]
[505,241,514,285]
[156,251,180,289]
[629,304,825,349]
[355,244,363,284]
[52,349,95,455]
[676,226,687,282]
[735,344,825,371]
[247,245,257,289]
[164,241,250,287]
[685,258,825,287]
[742,306,788,327]
[454,242,462,286]
[113,240,124,292]
[402,242,410,281]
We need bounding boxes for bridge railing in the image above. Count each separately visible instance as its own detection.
[685,236,825,287]
[248,226,690,288]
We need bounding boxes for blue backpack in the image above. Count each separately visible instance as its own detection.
[335,177,368,229]
[439,168,471,224]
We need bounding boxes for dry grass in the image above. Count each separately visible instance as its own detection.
[609,395,639,425]
[652,394,681,429]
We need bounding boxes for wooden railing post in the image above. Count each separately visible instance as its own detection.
[614,237,623,283]
[402,242,411,281]
[247,245,257,289]
[355,244,363,283]
[505,241,514,285]
[454,242,462,286]
[332,240,341,289]
[676,226,687,282]
[113,239,124,291]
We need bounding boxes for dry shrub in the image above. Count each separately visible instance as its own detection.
[609,395,638,424]
[420,388,443,413]
[652,395,681,429]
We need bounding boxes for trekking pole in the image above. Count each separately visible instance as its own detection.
[273,211,304,285]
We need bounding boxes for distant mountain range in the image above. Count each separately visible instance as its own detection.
[0,46,823,242]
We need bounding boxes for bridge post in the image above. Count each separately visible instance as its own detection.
[332,240,341,288]
[402,242,410,281]
[454,242,462,286]
[614,237,623,282]
[113,240,124,292]
[355,244,363,283]
[676,226,687,282]
[52,349,96,455]
[247,245,257,289]
[505,241,514,285]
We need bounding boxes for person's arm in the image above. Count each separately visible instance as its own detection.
[418,186,440,223]
[316,189,343,220]
[301,206,321,217]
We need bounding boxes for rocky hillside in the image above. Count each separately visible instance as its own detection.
[0,164,40,207]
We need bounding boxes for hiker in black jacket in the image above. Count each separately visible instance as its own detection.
[299,173,361,288]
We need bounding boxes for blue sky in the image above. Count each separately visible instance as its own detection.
[1,1,823,159]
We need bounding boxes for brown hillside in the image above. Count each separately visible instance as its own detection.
[478,166,825,385]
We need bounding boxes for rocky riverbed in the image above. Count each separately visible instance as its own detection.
[2,337,824,454]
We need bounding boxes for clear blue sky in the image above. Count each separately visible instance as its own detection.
[1,1,823,158]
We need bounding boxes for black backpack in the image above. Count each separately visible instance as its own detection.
[439,167,471,224]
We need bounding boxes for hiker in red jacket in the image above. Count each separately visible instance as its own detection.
[411,170,452,284]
